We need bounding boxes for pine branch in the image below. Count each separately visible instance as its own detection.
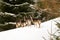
[0,12,16,17]
[0,1,29,7]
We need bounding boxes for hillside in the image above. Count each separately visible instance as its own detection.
[0,17,60,40]
[35,0,60,18]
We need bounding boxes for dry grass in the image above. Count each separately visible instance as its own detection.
[35,0,60,17]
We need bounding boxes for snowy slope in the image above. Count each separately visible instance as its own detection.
[0,17,60,40]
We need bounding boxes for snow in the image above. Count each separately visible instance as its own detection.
[0,17,60,40]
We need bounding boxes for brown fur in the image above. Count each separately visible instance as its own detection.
[32,19,41,28]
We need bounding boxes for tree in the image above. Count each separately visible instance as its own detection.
[0,0,40,31]
[0,0,49,30]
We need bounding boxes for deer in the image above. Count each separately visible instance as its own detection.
[16,16,27,28]
[20,21,27,27]
[16,20,21,28]
[26,18,32,26]
[32,18,41,28]
[30,15,41,28]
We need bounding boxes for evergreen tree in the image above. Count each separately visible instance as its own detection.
[0,0,48,31]
[0,0,40,31]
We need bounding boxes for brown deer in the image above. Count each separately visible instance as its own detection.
[30,15,41,28]
[32,18,41,28]
[26,19,32,26]
[16,19,27,28]
[16,20,21,28]
[16,16,27,27]
[20,21,27,27]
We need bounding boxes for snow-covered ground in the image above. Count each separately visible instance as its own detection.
[0,17,60,40]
